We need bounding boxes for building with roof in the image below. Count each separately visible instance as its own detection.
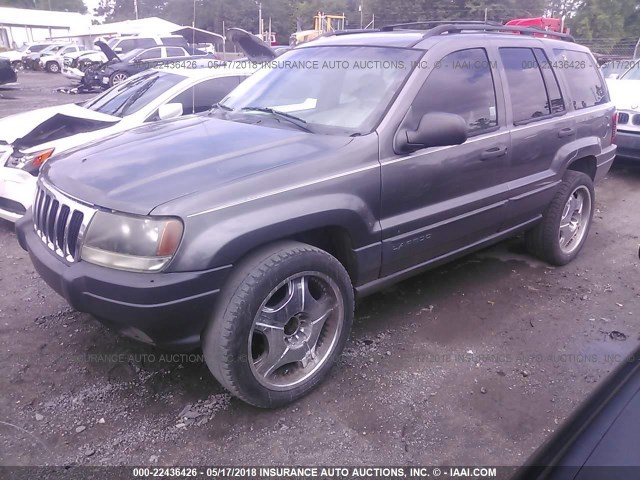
[0,7,91,49]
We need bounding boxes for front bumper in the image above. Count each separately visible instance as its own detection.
[62,67,84,80]
[16,213,231,350]
[615,130,640,161]
[0,166,36,222]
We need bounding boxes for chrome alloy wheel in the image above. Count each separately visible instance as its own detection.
[248,272,344,390]
[559,185,592,255]
[111,72,128,85]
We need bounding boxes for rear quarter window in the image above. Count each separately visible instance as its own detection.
[553,49,607,110]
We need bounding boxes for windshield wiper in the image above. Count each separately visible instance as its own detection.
[108,76,159,117]
[241,106,312,133]
[214,102,232,111]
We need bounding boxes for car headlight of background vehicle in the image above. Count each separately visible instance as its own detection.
[80,212,184,272]
[6,148,55,174]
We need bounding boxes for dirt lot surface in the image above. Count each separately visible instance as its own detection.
[1,72,639,469]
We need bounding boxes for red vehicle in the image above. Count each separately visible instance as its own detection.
[506,17,569,35]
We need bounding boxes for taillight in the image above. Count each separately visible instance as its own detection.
[612,111,618,144]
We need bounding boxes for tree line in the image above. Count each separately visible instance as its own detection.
[2,0,640,47]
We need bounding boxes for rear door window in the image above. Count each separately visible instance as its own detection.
[534,49,565,114]
[412,48,498,134]
[499,47,550,123]
[552,48,607,109]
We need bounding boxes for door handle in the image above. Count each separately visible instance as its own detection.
[481,146,507,160]
[558,127,576,138]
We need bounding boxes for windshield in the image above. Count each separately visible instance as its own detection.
[84,71,184,117]
[620,60,640,80]
[29,44,50,53]
[221,46,421,135]
[39,44,63,54]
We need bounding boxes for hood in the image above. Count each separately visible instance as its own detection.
[606,79,640,111]
[0,103,120,148]
[95,41,120,62]
[42,115,351,215]
[0,51,21,61]
[226,28,276,61]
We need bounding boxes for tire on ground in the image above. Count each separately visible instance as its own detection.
[525,170,595,266]
[202,241,354,408]
[109,71,128,86]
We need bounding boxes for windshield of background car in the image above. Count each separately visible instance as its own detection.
[39,44,62,54]
[83,71,184,117]
[620,60,640,80]
[221,46,421,135]
[29,45,50,53]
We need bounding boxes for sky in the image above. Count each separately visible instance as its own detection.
[84,0,100,16]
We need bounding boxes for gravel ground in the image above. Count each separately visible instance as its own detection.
[1,72,639,469]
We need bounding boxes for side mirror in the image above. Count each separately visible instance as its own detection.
[396,112,468,153]
[608,73,620,80]
[158,103,183,120]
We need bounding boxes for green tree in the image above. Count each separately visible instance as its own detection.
[569,0,639,41]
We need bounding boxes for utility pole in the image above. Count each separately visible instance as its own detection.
[484,8,488,22]
[256,2,263,38]
[134,0,139,20]
[360,1,364,29]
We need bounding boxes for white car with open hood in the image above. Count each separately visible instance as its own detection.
[0,64,258,222]
[606,61,640,160]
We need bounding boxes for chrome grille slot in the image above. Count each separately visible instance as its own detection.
[33,182,95,262]
[618,112,630,124]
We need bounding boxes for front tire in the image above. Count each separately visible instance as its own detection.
[46,61,60,73]
[109,71,128,86]
[203,242,354,408]
[525,170,594,266]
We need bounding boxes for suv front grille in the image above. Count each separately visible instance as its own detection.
[33,182,96,262]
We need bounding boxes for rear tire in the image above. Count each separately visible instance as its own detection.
[525,170,594,266]
[202,241,354,408]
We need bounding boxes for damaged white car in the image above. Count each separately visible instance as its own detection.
[0,65,256,222]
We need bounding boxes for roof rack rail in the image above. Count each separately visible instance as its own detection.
[421,23,575,42]
[381,20,501,31]
[321,28,381,38]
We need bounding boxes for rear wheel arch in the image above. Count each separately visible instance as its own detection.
[567,155,597,181]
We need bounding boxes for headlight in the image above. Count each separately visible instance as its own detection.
[6,148,55,174]
[80,211,184,272]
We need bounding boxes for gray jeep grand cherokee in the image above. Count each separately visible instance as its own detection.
[17,22,617,407]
